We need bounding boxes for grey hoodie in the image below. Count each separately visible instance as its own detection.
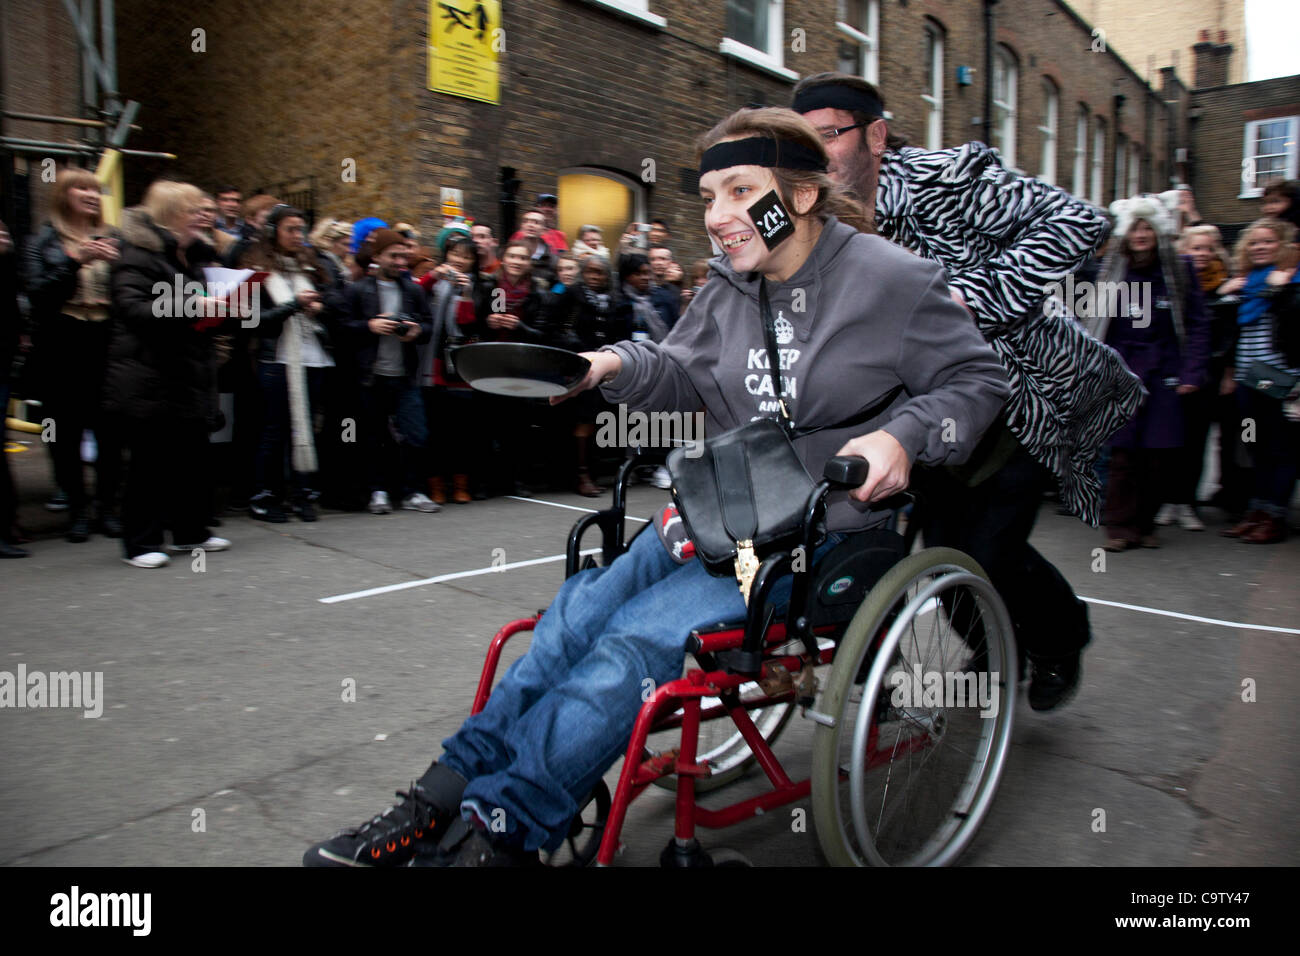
[600,216,1010,533]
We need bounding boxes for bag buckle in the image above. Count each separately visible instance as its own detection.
[734,539,759,605]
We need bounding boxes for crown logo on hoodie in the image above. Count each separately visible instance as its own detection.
[774,310,794,345]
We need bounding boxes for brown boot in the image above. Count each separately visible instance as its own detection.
[428,476,447,505]
[1221,509,1268,538]
[1243,515,1287,544]
[452,474,472,504]
[576,469,601,498]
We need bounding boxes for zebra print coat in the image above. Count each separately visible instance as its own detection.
[875,142,1145,525]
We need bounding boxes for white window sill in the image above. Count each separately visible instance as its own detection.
[718,37,799,82]
[577,0,666,30]
[1238,188,1264,200]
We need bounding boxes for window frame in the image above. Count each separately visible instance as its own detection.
[922,21,944,151]
[835,0,880,86]
[1115,132,1127,201]
[1128,141,1140,197]
[720,0,797,81]
[577,0,667,29]
[1038,78,1058,185]
[992,45,1018,170]
[1073,105,1088,198]
[1091,116,1106,205]
[1239,116,1299,199]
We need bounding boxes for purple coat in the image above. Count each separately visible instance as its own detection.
[1106,257,1210,449]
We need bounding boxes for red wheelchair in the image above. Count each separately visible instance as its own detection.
[470,454,1017,867]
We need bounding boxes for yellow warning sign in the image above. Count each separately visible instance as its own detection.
[427,1,501,105]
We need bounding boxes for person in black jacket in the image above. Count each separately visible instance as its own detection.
[237,204,338,523]
[23,167,125,542]
[342,229,438,515]
[106,181,233,568]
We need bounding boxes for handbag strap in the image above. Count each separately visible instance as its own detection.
[758,278,905,440]
[714,441,758,544]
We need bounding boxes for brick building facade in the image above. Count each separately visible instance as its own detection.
[4,1,1289,264]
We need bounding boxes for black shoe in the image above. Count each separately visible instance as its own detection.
[293,499,318,522]
[44,492,69,513]
[94,513,123,538]
[410,815,539,868]
[66,514,90,543]
[249,493,288,524]
[1028,653,1082,711]
[303,782,454,867]
[0,541,29,558]
[303,764,465,867]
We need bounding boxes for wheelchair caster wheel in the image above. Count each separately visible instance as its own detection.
[541,781,611,868]
[659,837,714,867]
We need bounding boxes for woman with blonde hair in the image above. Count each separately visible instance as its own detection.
[24,167,124,542]
[105,179,231,567]
[1216,217,1300,542]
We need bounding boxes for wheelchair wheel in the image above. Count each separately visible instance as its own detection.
[810,548,1016,866]
[648,682,796,793]
[540,781,611,867]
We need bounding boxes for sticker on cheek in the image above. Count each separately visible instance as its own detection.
[748,190,795,250]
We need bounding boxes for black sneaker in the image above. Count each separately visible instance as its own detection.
[409,815,539,868]
[249,493,288,524]
[93,513,123,538]
[44,492,69,513]
[293,499,318,522]
[1028,653,1082,711]
[66,514,90,543]
[303,782,454,867]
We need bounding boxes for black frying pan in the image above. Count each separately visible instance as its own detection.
[451,342,592,398]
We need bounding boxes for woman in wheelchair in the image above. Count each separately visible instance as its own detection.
[303,107,1010,867]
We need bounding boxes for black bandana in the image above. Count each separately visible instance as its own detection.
[791,84,884,120]
[698,137,828,176]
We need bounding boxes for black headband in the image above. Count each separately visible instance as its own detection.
[791,83,884,120]
[698,137,828,176]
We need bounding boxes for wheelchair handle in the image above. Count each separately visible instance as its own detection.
[823,455,869,489]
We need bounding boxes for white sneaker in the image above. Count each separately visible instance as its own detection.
[1154,504,1176,526]
[170,537,231,552]
[124,551,170,569]
[369,491,392,515]
[650,465,673,490]
[1176,504,1205,531]
[401,492,441,513]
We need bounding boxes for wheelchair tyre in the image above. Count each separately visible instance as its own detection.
[649,684,796,792]
[540,781,611,868]
[810,548,1016,866]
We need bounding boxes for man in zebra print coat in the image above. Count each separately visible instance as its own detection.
[795,73,1145,710]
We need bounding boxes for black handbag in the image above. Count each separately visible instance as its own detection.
[1242,360,1296,400]
[666,280,902,602]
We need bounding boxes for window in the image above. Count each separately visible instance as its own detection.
[1038,79,1058,184]
[578,1,666,30]
[992,46,1017,169]
[1091,117,1106,205]
[1128,142,1140,196]
[721,0,795,80]
[836,0,879,86]
[1240,116,1299,198]
[1073,105,1088,198]
[922,23,944,151]
[1115,132,1127,200]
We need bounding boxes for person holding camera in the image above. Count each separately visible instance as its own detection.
[343,229,438,515]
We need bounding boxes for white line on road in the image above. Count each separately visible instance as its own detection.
[319,549,601,604]
[1079,597,1300,635]
[503,495,651,523]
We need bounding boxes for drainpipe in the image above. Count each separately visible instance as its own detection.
[982,0,998,146]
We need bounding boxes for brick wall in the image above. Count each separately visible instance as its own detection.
[1190,74,1300,233]
[1069,0,1246,87]
[91,0,1179,264]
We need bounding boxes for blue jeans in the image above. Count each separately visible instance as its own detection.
[441,526,828,852]
[360,375,428,497]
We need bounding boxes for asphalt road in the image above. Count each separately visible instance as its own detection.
[2,444,1297,868]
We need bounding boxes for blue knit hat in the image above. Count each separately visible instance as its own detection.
[351,217,389,254]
